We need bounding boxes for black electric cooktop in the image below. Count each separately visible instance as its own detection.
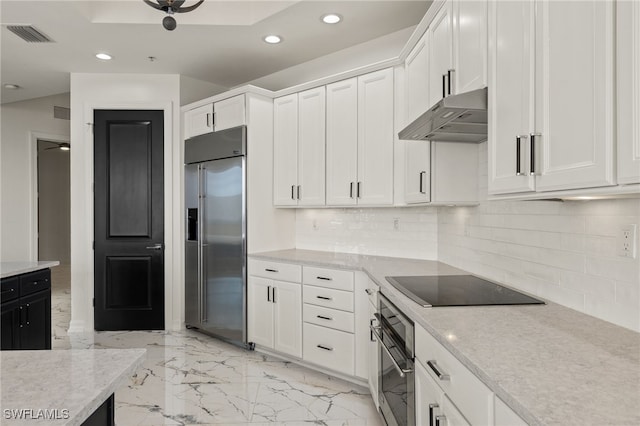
[385,275,545,307]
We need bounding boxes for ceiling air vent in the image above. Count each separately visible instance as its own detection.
[6,25,54,43]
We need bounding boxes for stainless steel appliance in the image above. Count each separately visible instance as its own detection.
[398,87,488,143]
[385,275,545,307]
[371,293,415,426]
[184,126,248,347]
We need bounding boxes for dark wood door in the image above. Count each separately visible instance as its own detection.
[94,110,164,330]
[0,300,20,350]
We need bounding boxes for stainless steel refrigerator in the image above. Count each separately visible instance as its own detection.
[184,125,248,347]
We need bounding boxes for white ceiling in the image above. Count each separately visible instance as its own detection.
[0,0,430,104]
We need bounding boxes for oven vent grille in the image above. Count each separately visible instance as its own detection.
[6,25,54,43]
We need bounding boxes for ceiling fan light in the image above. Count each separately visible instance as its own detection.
[322,14,342,24]
[95,53,112,60]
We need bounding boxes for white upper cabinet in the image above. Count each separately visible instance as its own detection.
[404,141,431,204]
[405,31,431,123]
[273,94,298,206]
[428,1,454,107]
[534,0,615,192]
[298,87,326,206]
[214,94,245,131]
[617,0,640,184]
[357,68,395,206]
[326,78,358,206]
[184,103,213,139]
[489,0,616,195]
[488,0,536,194]
[453,0,488,94]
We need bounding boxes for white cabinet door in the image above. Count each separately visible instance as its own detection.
[429,1,453,107]
[495,396,528,426]
[326,78,358,206]
[617,0,640,184]
[184,103,213,139]
[247,277,274,349]
[367,298,379,408]
[534,0,615,191]
[487,0,536,195]
[273,94,299,206]
[273,280,302,358]
[415,361,443,426]
[441,395,471,426]
[453,0,487,94]
[214,94,245,131]
[357,68,394,206]
[298,87,326,206]
[404,141,430,204]
[405,31,431,123]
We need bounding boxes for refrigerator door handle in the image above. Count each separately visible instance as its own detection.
[198,164,206,324]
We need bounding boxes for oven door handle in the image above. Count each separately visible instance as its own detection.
[370,324,413,378]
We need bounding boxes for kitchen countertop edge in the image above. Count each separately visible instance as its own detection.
[0,261,60,278]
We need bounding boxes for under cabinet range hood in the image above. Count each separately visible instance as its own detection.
[398,87,488,143]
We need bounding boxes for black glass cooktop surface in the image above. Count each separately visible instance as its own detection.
[385,275,545,307]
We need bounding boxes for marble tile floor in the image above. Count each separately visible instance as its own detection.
[50,266,382,426]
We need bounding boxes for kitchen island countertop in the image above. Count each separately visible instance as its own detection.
[250,248,640,426]
[0,349,145,425]
[0,261,60,279]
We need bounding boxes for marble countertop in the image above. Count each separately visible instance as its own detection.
[0,349,145,425]
[0,261,60,279]
[250,249,640,426]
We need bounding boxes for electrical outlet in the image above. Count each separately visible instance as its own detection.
[618,224,637,258]
[312,219,319,231]
[393,218,399,231]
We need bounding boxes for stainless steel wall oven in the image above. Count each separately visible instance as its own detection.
[371,293,415,426]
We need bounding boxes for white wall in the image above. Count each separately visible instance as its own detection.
[437,142,640,332]
[69,73,181,333]
[296,207,438,259]
[0,93,70,261]
[180,75,228,106]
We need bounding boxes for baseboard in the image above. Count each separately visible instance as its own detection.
[67,319,88,333]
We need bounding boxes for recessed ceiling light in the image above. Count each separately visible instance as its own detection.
[263,35,282,44]
[3,84,21,90]
[95,53,112,60]
[322,13,342,24]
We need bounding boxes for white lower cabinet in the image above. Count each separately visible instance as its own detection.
[303,323,355,376]
[416,361,470,426]
[494,396,528,426]
[415,324,492,425]
[248,263,302,358]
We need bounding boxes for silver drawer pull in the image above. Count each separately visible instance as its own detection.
[316,315,332,321]
[427,360,450,381]
[316,296,332,301]
[265,268,278,273]
[435,415,446,426]
[365,288,376,295]
[317,344,333,351]
[429,403,439,426]
[316,276,332,281]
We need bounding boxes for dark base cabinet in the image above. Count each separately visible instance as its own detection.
[81,394,115,426]
[0,269,51,350]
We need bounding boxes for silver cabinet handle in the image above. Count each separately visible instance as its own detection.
[291,185,295,200]
[206,112,211,128]
[267,285,271,302]
[357,182,362,198]
[442,74,447,99]
[529,133,540,175]
[317,315,332,321]
[317,344,333,351]
[297,185,301,200]
[419,171,427,194]
[316,276,332,281]
[435,415,446,426]
[370,324,413,377]
[212,111,216,129]
[316,295,332,301]
[365,288,374,295]
[429,403,439,426]
[272,287,276,303]
[427,360,450,380]
[265,268,278,273]
[447,69,454,95]
[350,182,354,199]
[146,243,163,250]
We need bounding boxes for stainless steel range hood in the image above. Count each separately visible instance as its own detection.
[398,87,488,143]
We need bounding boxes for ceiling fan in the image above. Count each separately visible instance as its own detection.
[42,142,70,151]
[143,0,205,31]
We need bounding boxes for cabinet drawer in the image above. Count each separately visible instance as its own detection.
[19,269,51,297]
[303,322,354,376]
[249,259,301,282]
[415,325,492,426]
[303,285,354,312]
[1,277,19,303]
[303,304,354,333]
[303,266,354,291]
